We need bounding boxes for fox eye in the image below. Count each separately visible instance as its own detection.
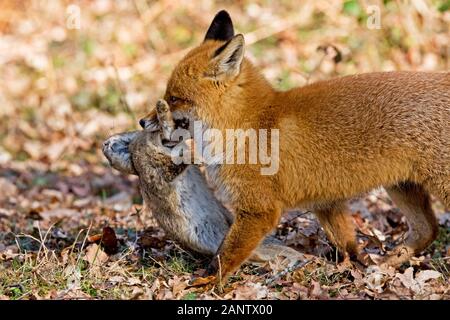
[169,96,180,104]
[168,95,190,107]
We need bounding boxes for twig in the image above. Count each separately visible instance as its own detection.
[112,62,138,127]
[217,255,223,291]
[37,222,56,261]
[142,249,173,275]
[265,259,312,286]
[245,4,314,46]
[69,228,86,258]
[132,0,171,52]
[75,222,93,267]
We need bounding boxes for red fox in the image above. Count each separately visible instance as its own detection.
[103,101,303,263]
[139,10,450,279]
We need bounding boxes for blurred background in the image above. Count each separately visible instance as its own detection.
[0,0,448,169]
[0,0,449,300]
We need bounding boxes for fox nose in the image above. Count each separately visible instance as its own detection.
[139,119,146,129]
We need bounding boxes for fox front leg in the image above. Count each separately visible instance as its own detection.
[206,206,282,281]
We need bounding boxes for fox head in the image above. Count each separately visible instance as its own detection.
[139,10,271,131]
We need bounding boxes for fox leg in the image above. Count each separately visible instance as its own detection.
[206,206,281,280]
[382,182,438,267]
[314,202,358,260]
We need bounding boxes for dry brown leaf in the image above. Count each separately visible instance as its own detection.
[127,277,142,286]
[83,243,108,266]
[103,191,132,211]
[0,208,13,218]
[156,288,174,300]
[55,288,91,300]
[309,280,323,298]
[101,226,118,254]
[396,267,443,294]
[188,276,216,287]
[0,0,448,301]
[0,177,17,202]
[23,141,42,159]
[129,287,144,300]
[87,234,102,243]
[64,265,81,290]
[169,276,189,295]
[40,208,81,220]
[232,283,268,299]
[109,276,125,284]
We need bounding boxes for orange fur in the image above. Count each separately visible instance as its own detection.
[141,11,450,278]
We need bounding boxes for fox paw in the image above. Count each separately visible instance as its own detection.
[205,255,220,276]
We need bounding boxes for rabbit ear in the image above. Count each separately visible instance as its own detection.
[204,10,234,42]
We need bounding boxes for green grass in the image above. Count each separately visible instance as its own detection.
[427,227,450,259]
[166,255,196,274]
[182,292,197,300]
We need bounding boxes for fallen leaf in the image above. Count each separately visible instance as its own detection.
[396,268,417,291]
[364,266,388,293]
[55,288,91,300]
[0,208,13,218]
[415,270,442,285]
[40,208,80,220]
[64,265,81,290]
[23,141,42,159]
[109,276,125,284]
[103,191,132,211]
[46,139,71,161]
[0,146,11,164]
[128,277,142,286]
[156,288,174,300]
[101,226,118,254]
[233,283,268,299]
[88,234,103,243]
[83,243,108,266]
[188,276,216,287]
[169,276,188,295]
[309,280,323,298]
[130,287,144,300]
[0,178,18,202]
[138,230,166,249]
[395,267,441,295]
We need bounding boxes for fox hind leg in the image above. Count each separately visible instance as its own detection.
[315,202,358,261]
[382,182,438,267]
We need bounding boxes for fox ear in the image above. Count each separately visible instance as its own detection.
[206,34,245,80]
[204,10,234,42]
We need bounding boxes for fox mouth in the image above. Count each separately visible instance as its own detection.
[142,119,160,132]
[142,112,191,132]
[173,117,190,130]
